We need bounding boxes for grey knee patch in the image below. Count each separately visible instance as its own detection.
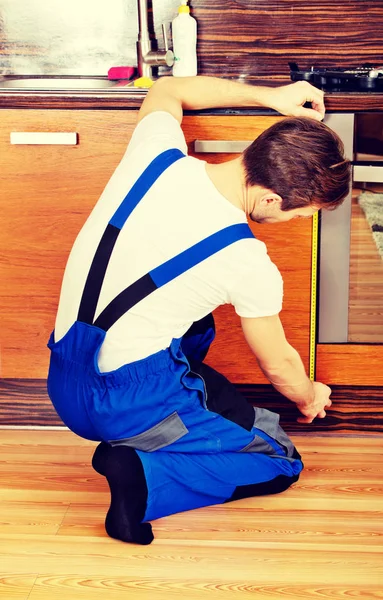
[108,411,189,452]
[240,407,297,459]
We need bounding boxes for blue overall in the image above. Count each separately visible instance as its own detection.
[47,148,303,522]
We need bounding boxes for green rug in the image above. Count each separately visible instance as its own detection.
[358,191,383,259]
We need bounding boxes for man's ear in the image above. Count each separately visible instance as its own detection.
[260,192,283,207]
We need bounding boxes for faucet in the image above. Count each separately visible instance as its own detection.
[137,0,174,79]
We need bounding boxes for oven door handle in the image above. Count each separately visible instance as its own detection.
[194,140,251,153]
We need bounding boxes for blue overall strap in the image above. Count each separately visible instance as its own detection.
[77,148,185,325]
[93,223,254,331]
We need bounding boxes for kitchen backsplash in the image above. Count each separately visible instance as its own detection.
[0,0,382,80]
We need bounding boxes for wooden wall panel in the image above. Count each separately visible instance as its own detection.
[0,0,382,79]
[316,345,383,386]
[188,0,383,80]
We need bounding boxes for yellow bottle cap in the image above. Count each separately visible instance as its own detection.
[179,4,190,13]
[133,76,154,89]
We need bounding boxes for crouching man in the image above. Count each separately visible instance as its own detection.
[47,76,350,544]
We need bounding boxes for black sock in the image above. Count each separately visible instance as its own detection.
[92,442,154,545]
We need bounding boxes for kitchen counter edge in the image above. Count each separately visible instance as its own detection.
[0,89,382,112]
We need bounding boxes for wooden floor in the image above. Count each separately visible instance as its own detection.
[1,430,382,599]
[349,186,383,343]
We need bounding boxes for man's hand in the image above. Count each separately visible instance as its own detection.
[267,81,326,122]
[296,381,332,424]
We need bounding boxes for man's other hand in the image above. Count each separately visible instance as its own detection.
[296,381,332,424]
[269,81,326,122]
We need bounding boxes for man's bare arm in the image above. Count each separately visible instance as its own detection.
[137,76,325,125]
[241,314,332,423]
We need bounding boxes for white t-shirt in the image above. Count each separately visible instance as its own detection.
[54,111,283,372]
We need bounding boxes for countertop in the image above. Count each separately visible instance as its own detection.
[0,79,382,112]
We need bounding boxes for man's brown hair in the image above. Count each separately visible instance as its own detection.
[243,117,351,211]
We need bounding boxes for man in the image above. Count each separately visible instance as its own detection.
[47,76,351,545]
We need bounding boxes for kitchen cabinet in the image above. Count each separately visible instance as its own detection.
[0,110,313,422]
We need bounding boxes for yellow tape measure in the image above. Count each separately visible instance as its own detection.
[309,212,319,381]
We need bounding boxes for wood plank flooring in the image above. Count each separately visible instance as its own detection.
[0,430,382,599]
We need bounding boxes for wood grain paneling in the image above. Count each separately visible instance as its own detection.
[316,344,383,385]
[0,379,59,426]
[0,0,382,79]
[190,0,383,80]
[1,90,383,112]
[2,379,383,434]
[240,384,383,435]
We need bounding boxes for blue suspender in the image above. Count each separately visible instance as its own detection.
[78,148,255,332]
[109,149,186,229]
[150,224,254,288]
[93,223,253,331]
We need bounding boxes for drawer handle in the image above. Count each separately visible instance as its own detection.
[10,132,78,145]
[353,165,383,183]
[194,140,251,153]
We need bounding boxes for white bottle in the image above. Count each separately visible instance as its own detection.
[172,0,197,77]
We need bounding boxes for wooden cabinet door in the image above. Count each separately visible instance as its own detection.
[1,110,312,395]
[183,115,313,383]
[0,109,138,379]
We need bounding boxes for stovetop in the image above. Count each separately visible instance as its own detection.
[289,63,383,92]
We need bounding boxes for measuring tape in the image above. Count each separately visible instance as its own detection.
[309,212,319,381]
